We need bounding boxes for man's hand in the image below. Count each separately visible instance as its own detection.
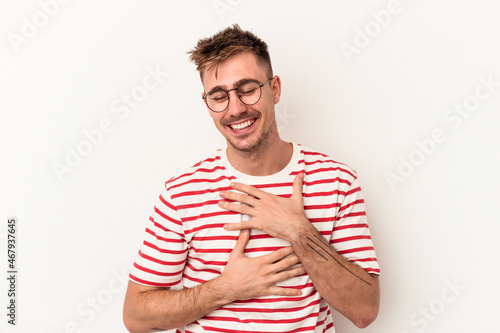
[218,228,305,302]
[124,229,306,333]
[219,173,310,242]
[218,172,380,328]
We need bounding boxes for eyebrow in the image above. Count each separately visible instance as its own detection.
[206,78,261,94]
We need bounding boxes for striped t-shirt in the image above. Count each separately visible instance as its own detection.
[129,143,380,333]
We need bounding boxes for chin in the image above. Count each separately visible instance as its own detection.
[228,140,258,152]
[228,135,271,155]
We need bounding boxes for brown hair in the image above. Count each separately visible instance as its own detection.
[188,24,273,81]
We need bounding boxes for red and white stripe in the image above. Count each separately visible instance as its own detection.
[129,143,380,332]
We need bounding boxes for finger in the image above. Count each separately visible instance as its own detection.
[224,221,252,231]
[264,246,296,263]
[276,265,307,279]
[219,190,258,206]
[270,255,302,273]
[232,229,250,254]
[268,285,302,297]
[280,252,301,265]
[272,266,307,285]
[271,249,303,267]
[230,182,264,198]
[291,172,305,201]
[219,200,252,214]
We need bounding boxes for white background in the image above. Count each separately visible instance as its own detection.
[1,0,499,332]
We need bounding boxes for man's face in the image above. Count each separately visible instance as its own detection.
[201,52,281,154]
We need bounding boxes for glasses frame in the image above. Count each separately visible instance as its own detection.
[202,77,274,113]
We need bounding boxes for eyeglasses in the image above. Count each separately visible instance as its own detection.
[203,78,273,113]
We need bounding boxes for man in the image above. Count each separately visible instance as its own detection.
[123,24,380,333]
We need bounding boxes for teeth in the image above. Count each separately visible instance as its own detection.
[230,119,254,130]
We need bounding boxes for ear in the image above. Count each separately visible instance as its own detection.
[271,75,281,104]
[201,92,208,106]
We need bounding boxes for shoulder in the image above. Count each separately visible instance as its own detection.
[297,143,358,183]
[164,148,226,190]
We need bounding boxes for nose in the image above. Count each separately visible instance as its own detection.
[225,89,247,116]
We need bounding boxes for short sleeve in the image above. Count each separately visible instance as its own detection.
[129,187,188,287]
[331,176,380,275]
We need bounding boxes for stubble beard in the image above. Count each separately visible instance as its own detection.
[226,118,276,159]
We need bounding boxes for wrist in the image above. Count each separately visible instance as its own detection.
[288,218,316,246]
[208,274,237,305]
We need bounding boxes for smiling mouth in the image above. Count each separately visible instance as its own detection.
[229,119,255,130]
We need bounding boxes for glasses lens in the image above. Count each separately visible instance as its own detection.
[206,90,229,112]
[205,81,265,112]
[238,81,261,105]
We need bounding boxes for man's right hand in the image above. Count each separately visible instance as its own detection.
[217,228,306,303]
[123,229,305,332]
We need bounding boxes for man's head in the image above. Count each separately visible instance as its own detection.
[188,25,282,157]
[188,24,273,82]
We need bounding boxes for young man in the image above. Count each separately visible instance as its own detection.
[123,25,380,333]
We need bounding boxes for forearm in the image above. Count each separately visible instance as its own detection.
[124,230,306,332]
[123,278,231,333]
[290,224,380,328]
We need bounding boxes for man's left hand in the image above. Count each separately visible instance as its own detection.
[218,173,310,242]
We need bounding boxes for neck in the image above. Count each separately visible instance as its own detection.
[226,139,293,176]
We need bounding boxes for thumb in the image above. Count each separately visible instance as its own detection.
[233,229,250,254]
[291,172,305,201]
